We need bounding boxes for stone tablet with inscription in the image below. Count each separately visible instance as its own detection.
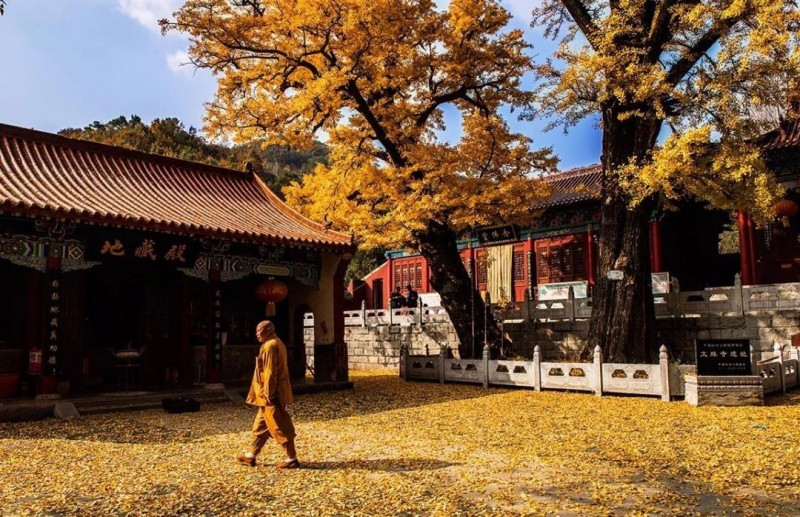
[695,339,752,376]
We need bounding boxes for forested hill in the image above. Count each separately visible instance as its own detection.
[59,116,328,198]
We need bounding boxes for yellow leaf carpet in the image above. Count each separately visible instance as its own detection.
[1,371,798,515]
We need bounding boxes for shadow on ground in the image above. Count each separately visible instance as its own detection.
[0,373,501,444]
[300,458,457,472]
[766,390,800,406]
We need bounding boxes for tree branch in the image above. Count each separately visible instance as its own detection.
[560,0,600,51]
[415,86,468,127]
[345,80,406,168]
[665,13,747,87]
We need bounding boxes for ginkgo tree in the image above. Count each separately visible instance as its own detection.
[529,0,800,362]
[163,0,556,357]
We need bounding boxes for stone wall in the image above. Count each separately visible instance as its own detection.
[345,312,800,370]
[346,323,459,370]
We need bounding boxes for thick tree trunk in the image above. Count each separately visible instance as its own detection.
[417,221,502,358]
[584,108,662,363]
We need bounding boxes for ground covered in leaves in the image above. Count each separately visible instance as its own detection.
[1,371,799,516]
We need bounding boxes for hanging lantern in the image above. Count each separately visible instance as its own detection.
[774,199,799,228]
[255,278,288,316]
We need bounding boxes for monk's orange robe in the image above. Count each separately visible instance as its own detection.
[246,336,293,407]
[246,336,295,450]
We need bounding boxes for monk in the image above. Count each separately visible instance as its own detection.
[237,320,299,469]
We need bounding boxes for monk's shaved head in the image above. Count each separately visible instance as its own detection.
[256,320,275,341]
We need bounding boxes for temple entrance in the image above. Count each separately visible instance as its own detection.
[0,259,30,352]
[0,260,37,398]
[82,263,186,391]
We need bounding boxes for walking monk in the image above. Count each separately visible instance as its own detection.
[237,320,299,469]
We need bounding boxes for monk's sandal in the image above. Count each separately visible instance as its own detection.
[237,453,256,467]
[276,458,300,469]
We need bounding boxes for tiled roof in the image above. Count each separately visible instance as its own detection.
[534,164,603,208]
[758,118,800,151]
[0,123,352,250]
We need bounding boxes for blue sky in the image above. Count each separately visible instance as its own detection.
[0,0,601,170]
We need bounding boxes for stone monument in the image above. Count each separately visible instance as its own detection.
[684,339,763,406]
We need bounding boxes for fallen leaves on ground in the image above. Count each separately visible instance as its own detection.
[1,371,799,516]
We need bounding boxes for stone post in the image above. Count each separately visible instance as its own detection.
[399,344,407,381]
[750,344,757,375]
[482,345,490,389]
[659,345,671,402]
[775,342,786,394]
[439,344,447,384]
[731,273,744,316]
[532,345,542,391]
[417,298,423,330]
[593,345,603,396]
[361,299,367,328]
[567,286,576,322]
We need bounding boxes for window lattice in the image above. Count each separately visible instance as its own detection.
[513,251,525,281]
[477,254,488,284]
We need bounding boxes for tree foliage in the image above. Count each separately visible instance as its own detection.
[60,115,328,197]
[164,0,558,356]
[163,0,555,250]
[529,0,800,362]
[530,0,800,219]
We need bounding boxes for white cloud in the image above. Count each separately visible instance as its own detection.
[166,50,193,76]
[117,0,183,32]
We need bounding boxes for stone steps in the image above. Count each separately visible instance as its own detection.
[75,390,230,416]
[1,380,354,422]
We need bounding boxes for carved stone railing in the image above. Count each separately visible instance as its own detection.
[758,343,800,395]
[401,344,674,400]
[401,342,800,401]
[341,277,800,327]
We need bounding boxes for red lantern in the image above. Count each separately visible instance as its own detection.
[774,199,799,228]
[256,279,288,316]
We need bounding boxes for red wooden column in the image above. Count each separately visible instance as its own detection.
[738,210,753,285]
[387,255,395,294]
[586,228,595,285]
[524,236,534,296]
[467,244,476,287]
[746,212,759,285]
[649,220,663,273]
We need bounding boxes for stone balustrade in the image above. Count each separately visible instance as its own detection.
[340,277,800,328]
[402,342,800,402]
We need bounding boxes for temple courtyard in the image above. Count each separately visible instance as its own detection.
[1,371,799,516]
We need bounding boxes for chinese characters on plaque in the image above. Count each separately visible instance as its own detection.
[695,339,752,376]
[476,225,518,245]
[94,234,193,265]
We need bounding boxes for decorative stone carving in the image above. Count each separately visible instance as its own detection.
[684,375,764,407]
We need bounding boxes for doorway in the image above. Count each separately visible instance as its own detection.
[83,264,180,390]
[373,279,384,309]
